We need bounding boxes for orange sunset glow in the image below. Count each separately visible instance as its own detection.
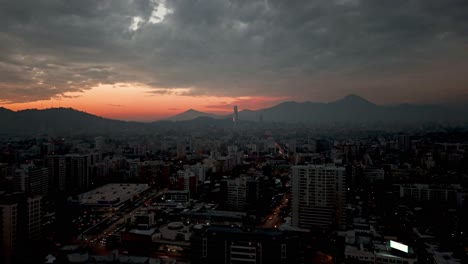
[2,83,289,121]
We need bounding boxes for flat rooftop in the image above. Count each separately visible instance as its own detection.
[180,209,247,221]
[75,183,149,207]
[165,190,190,194]
[201,225,290,239]
[432,251,461,264]
[129,227,158,236]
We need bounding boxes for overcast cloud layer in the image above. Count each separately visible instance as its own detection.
[1,0,468,104]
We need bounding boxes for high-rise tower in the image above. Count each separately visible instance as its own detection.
[291,164,346,229]
[233,105,238,125]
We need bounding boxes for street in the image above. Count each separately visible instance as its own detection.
[78,188,168,251]
[260,193,289,229]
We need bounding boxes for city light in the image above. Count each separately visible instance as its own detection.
[390,241,409,253]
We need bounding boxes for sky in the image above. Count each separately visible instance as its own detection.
[1,0,468,120]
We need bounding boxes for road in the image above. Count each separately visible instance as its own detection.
[260,194,289,229]
[80,188,168,251]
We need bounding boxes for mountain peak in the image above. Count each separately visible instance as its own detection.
[0,107,14,113]
[185,108,202,113]
[331,94,375,106]
[168,108,219,121]
[344,94,363,100]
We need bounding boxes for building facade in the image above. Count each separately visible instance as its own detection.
[291,164,346,229]
[45,154,99,194]
[191,225,303,264]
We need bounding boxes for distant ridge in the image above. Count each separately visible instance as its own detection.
[237,94,468,124]
[1,94,468,135]
[164,94,468,125]
[0,107,14,114]
[0,107,143,135]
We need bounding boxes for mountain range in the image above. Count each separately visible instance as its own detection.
[168,94,468,124]
[1,95,467,135]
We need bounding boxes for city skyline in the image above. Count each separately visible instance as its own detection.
[2,1,468,263]
[3,93,468,123]
[1,0,468,120]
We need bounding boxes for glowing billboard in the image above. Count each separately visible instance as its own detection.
[390,240,408,253]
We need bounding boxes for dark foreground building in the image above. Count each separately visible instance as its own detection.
[191,225,303,264]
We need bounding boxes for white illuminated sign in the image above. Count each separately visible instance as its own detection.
[390,240,408,253]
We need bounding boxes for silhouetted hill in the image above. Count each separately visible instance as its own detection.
[0,107,14,115]
[0,107,236,136]
[0,107,145,136]
[238,95,468,125]
[330,94,376,107]
[1,95,467,136]
[167,109,221,121]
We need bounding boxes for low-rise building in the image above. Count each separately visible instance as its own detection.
[191,225,303,264]
[69,183,150,210]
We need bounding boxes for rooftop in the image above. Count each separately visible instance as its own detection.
[432,251,462,264]
[129,227,158,236]
[74,183,149,206]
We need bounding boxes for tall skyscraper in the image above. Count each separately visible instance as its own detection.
[233,105,238,125]
[176,141,186,158]
[224,176,258,211]
[94,136,106,150]
[0,164,14,192]
[291,164,346,229]
[190,163,206,182]
[0,193,43,264]
[13,164,48,197]
[225,177,247,211]
[178,169,198,198]
[0,198,17,264]
[397,135,411,151]
[45,154,91,194]
[25,196,42,241]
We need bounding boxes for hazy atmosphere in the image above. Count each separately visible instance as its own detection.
[1,0,468,120]
[2,1,468,264]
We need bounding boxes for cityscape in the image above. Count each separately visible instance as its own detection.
[1,1,468,264]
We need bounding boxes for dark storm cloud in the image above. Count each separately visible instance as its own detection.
[0,0,467,103]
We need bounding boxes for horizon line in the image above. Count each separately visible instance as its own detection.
[2,93,467,122]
